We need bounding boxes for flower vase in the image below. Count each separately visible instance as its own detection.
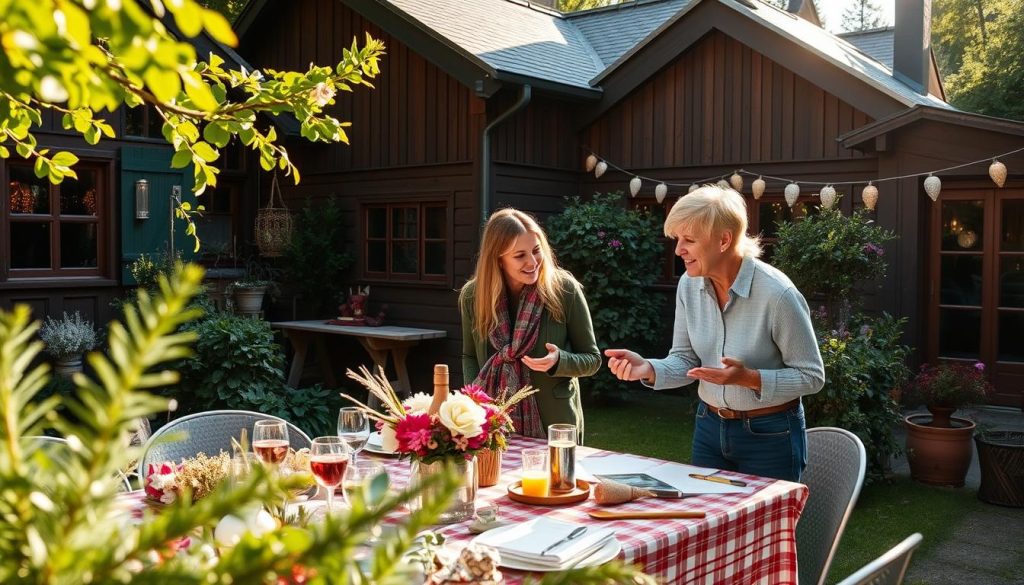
[476,448,502,487]
[410,457,477,524]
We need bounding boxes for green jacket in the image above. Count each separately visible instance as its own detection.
[460,277,601,433]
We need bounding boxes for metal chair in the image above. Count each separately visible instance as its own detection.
[797,427,868,585]
[835,533,922,585]
[27,435,133,492]
[138,410,312,478]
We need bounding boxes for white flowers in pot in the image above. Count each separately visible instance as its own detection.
[39,312,97,377]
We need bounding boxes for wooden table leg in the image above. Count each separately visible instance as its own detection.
[285,331,310,388]
[314,336,339,388]
[390,345,411,396]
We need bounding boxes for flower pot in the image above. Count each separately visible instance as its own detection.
[54,356,83,379]
[975,431,1024,507]
[410,457,477,524]
[476,449,502,488]
[234,287,267,315]
[905,413,975,487]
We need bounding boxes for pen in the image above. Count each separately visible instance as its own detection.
[689,473,747,488]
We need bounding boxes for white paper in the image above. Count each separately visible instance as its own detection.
[646,462,754,495]
[474,517,615,568]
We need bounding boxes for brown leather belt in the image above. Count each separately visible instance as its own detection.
[706,399,799,420]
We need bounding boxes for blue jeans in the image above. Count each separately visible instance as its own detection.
[692,401,807,482]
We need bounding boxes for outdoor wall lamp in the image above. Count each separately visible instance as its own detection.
[135,178,150,219]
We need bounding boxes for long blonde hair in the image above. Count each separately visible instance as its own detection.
[664,184,762,258]
[460,208,570,339]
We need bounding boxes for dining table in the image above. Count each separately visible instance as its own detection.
[367,435,809,585]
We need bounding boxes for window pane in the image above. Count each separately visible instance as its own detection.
[940,255,983,306]
[938,308,981,359]
[1001,256,1024,308]
[60,223,98,267]
[367,241,386,272]
[425,242,445,275]
[148,107,163,138]
[392,207,418,239]
[367,207,386,238]
[60,169,99,216]
[758,201,815,239]
[10,222,50,268]
[125,107,144,136]
[392,242,418,274]
[941,200,984,251]
[1002,199,1024,252]
[9,167,50,214]
[425,207,446,239]
[998,311,1024,362]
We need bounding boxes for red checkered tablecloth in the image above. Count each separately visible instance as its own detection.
[370,435,808,585]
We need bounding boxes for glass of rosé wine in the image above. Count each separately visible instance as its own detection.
[310,436,352,514]
[253,420,290,466]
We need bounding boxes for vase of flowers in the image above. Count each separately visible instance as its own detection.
[460,383,537,487]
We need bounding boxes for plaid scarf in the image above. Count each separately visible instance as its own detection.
[473,284,545,438]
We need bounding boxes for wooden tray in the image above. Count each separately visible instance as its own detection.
[507,479,591,506]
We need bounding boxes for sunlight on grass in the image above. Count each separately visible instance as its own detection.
[585,390,697,463]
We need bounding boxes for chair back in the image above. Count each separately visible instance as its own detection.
[835,533,922,585]
[138,410,312,478]
[26,435,133,492]
[797,427,867,585]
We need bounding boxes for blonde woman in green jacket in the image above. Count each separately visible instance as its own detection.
[460,208,601,440]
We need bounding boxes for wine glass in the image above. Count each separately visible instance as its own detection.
[253,420,289,466]
[310,436,351,515]
[337,407,370,464]
[344,460,385,541]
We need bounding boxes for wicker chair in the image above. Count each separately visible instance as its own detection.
[138,410,312,478]
[797,427,867,585]
[836,533,922,585]
[27,435,133,492]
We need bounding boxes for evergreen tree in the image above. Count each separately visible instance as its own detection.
[840,0,887,31]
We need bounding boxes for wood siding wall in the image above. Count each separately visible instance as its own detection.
[583,31,872,170]
[489,95,583,170]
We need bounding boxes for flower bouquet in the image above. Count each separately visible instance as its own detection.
[905,361,992,428]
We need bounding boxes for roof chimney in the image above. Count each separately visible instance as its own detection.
[893,0,932,95]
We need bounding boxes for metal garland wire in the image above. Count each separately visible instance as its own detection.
[582,144,1024,189]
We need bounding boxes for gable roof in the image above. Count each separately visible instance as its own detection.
[839,26,894,68]
[568,0,692,67]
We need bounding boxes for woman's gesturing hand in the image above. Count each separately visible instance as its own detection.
[604,349,655,383]
[687,357,761,389]
[522,342,561,372]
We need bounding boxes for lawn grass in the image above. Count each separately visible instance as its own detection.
[585,390,982,585]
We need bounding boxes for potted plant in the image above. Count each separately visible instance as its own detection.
[38,311,98,378]
[229,257,279,316]
[903,361,992,486]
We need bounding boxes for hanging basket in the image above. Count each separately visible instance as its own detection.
[255,173,292,257]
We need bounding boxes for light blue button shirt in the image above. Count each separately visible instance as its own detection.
[647,256,825,410]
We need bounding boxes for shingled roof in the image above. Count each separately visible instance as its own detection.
[839,26,895,69]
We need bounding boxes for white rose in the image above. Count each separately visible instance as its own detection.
[438,393,487,438]
[380,424,399,453]
[310,82,336,107]
[402,392,433,414]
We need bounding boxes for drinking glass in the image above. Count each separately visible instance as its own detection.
[344,460,386,539]
[253,420,289,466]
[520,447,549,497]
[310,436,352,515]
[338,407,370,464]
[548,423,577,494]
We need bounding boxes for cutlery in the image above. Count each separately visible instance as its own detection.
[588,510,705,520]
[689,473,747,487]
[540,526,588,556]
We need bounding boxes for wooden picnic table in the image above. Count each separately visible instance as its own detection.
[270,320,446,394]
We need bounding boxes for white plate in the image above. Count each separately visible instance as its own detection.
[363,431,398,456]
[470,524,622,572]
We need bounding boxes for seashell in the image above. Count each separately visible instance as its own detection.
[585,154,597,172]
[629,176,642,197]
[752,177,766,200]
[730,172,744,191]
[819,185,837,209]
[784,182,800,207]
[594,161,607,179]
[655,183,668,203]
[924,174,941,201]
[989,160,1007,187]
[862,183,879,210]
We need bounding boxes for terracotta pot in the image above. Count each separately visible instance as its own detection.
[927,405,957,429]
[234,287,267,315]
[905,413,975,487]
[476,448,502,487]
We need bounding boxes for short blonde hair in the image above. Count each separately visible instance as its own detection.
[664,184,762,258]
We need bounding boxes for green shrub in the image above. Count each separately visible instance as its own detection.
[39,311,97,360]
[284,197,354,315]
[547,192,666,397]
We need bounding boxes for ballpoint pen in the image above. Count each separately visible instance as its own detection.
[689,473,747,488]
[540,526,588,556]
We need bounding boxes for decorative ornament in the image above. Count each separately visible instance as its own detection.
[957,229,978,249]
[924,174,942,201]
[688,184,699,193]
[594,161,607,178]
[585,154,597,172]
[729,172,744,191]
[862,182,879,210]
[716,179,730,189]
[784,182,800,207]
[629,176,642,197]
[819,185,837,209]
[989,159,1007,187]
[752,176,766,200]
[655,183,668,203]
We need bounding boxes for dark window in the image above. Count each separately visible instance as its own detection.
[5,161,105,278]
[197,182,238,259]
[363,202,447,282]
[125,105,163,139]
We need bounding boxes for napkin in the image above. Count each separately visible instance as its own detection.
[474,517,615,569]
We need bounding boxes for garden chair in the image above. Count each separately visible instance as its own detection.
[138,410,312,479]
[27,435,133,492]
[797,427,867,585]
[835,533,922,585]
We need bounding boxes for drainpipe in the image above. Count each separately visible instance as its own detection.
[480,84,531,224]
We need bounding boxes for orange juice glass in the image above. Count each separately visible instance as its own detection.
[521,448,549,497]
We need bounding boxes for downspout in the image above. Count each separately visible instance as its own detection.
[480,84,531,223]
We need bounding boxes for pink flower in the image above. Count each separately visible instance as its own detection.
[461,384,492,404]
[609,239,623,248]
[974,362,985,372]
[145,462,179,504]
[395,413,434,454]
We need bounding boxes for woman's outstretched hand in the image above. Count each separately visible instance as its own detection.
[687,357,760,389]
[522,342,560,372]
[605,349,654,383]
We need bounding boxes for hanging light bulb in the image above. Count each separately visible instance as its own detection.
[585,154,598,172]
[819,185,837,209]
[629,176,642,197]
[784,182,800,207]
[688,184,699,193]
[862,182,879,211]
[655,183,668,203]
[989,159,1007,187]
[729,171,744,191]
[595,160,607,178]
[716,179,730,189]
[924,174,942,201]
[752,176,766,200]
